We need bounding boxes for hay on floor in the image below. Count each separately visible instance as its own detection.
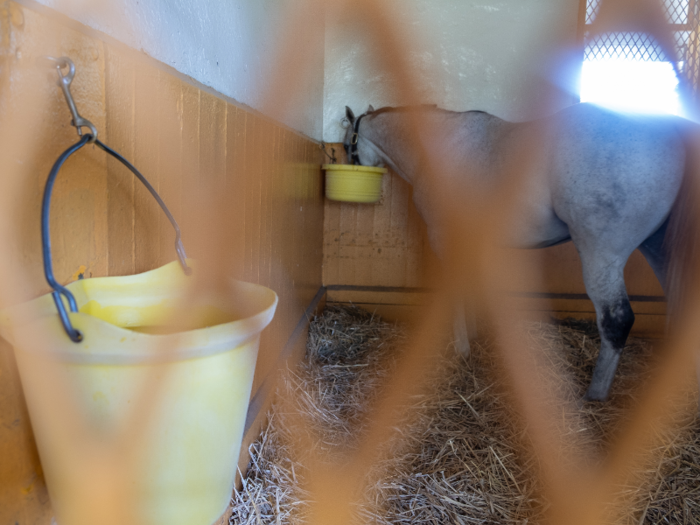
[231,305,700,524]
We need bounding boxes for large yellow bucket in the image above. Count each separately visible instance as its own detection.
[0,261,278,525]
[5,63,278,524]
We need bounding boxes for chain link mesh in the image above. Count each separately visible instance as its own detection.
[583,0,700,100]
[585,0,692,25]
[583,0,694,62]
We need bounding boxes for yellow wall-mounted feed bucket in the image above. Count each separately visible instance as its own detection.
[0,261,277,525]
[323,164,387,203]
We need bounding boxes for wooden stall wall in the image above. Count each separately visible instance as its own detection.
[0,3,324,524]
[322,145,666,336]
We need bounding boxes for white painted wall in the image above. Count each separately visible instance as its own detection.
[27,0,581,143]
[323,0,581,142]
[28,0,326,139]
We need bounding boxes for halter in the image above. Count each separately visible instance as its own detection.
[348,113,367,165]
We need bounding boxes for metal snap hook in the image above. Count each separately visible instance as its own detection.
[41,56,98,142]
[40,56,191,342]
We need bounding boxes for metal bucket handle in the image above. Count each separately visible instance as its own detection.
[41,58,191,343]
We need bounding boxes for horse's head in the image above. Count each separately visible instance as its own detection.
[342,105,384,167]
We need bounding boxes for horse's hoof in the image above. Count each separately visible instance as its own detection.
[583,389,608,403]
[453,339,471,357]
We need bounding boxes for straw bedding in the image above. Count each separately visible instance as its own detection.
[230,305,700,524]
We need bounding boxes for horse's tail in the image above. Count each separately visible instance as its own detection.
[665,129,700,321]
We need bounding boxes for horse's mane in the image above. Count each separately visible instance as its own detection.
[368,104,439,115]
[367,105,487,117]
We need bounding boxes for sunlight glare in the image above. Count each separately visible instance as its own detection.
[580,60,683,116]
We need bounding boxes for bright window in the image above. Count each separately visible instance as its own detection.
[580,59,683,115]
[580,0,694,117]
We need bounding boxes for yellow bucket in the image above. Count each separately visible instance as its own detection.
[323,164,387,203]
[0,261,278,525]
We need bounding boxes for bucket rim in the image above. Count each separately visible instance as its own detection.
[321,163,387,174]
[0,261,279,365]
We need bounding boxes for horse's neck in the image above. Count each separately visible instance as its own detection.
[363,115,420,182]
[370,110,512,185]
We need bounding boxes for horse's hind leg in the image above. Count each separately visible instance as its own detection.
[452,299,477,356]
[453,301,470,355]
[578,250,636,401]
[586,296,634,401]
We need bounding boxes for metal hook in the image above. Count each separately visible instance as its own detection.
[41,56,98,142]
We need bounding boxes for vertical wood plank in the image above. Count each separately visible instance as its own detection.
[242,111,254,283]
[259,119,272,288]
[180,82,200,257]
[354,196,374,285]
[370,175,393,285]
[197,91,227,270]
[244,114,263,284]
[273,125,291,362]
[323,201,341,285]
[199,91,227,190]
[133,65,161,273]
[338,202,358,284]
[269,125,283,301]
[293,135,304,294]
[406,190,428,286]
[249,117,273,393]
[227,104,247,278]
[157,71,184,267]
[105,47,135,276]
[305,141,324,301]
[386,174,410,286]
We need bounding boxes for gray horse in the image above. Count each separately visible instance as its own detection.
[343,102,693,401]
